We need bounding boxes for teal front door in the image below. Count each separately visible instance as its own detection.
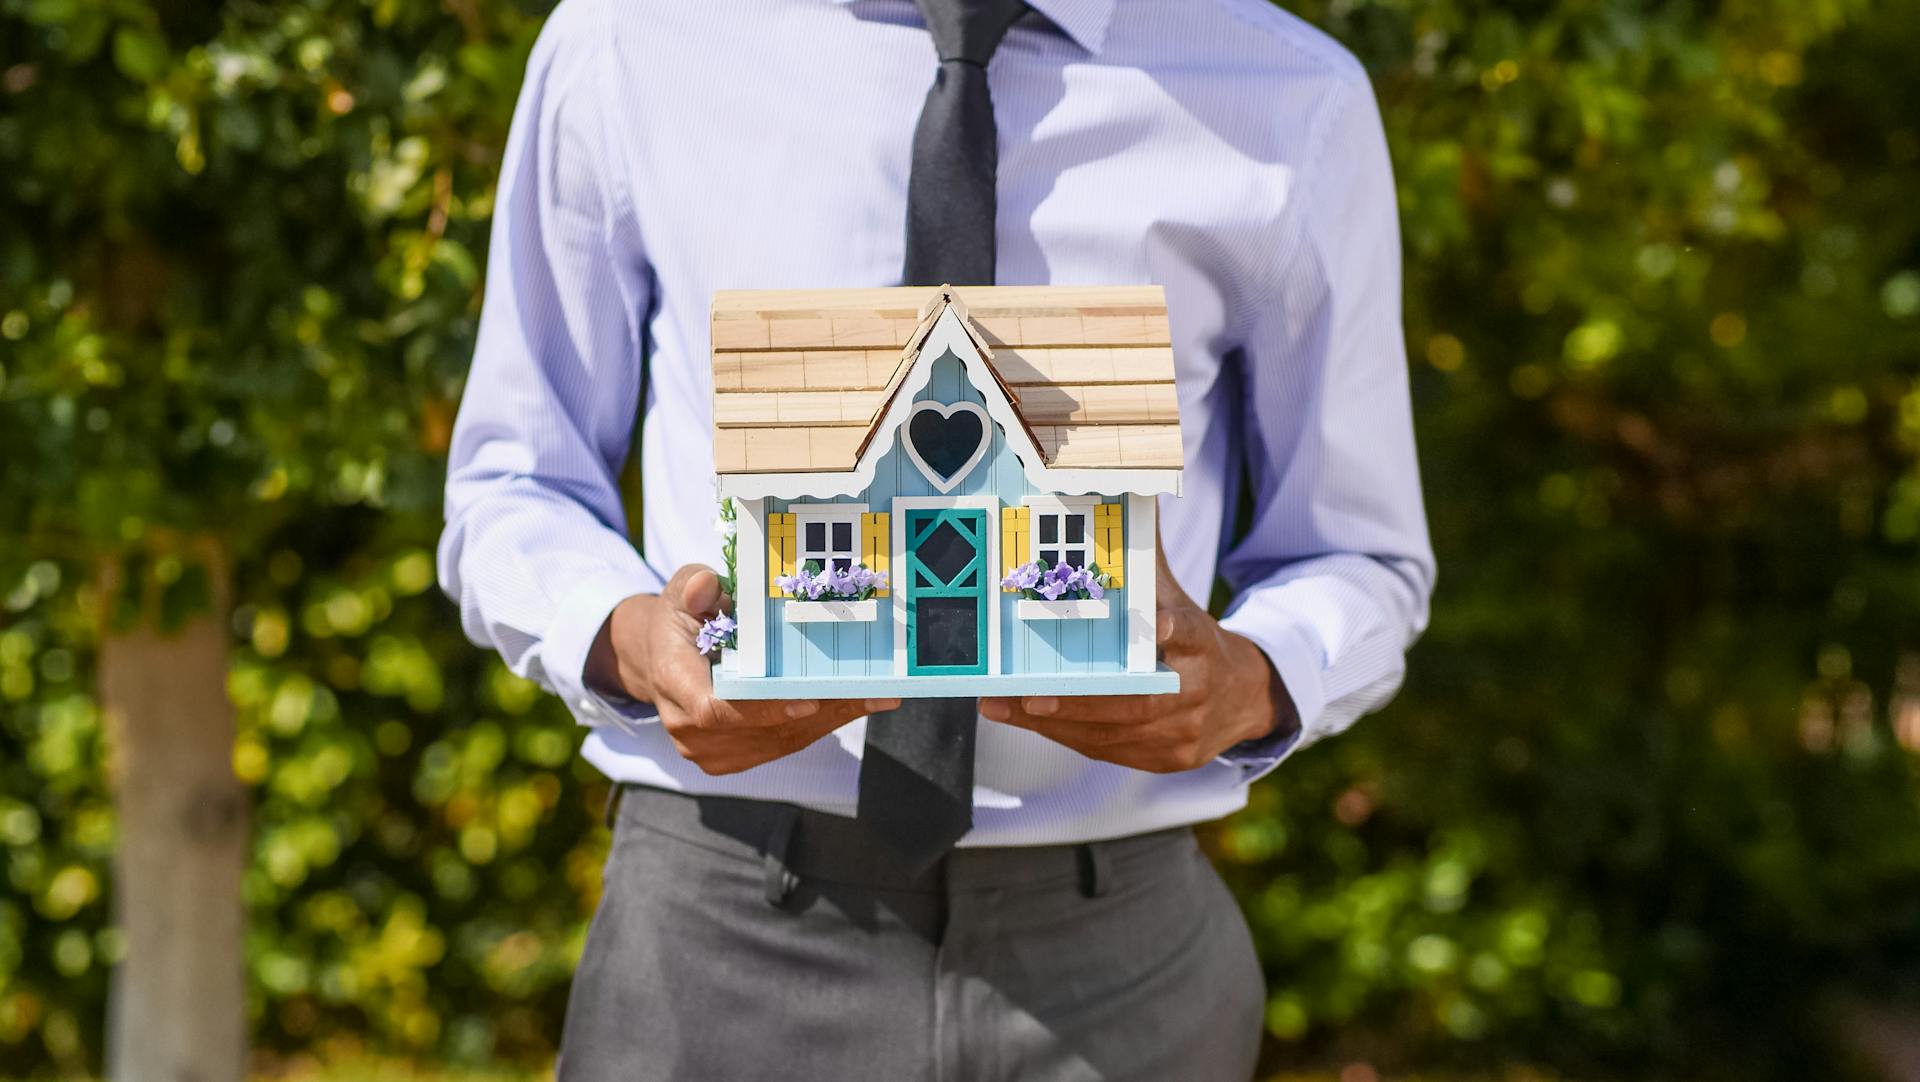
[904,508,990,676]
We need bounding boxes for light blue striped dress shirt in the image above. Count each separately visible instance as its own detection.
[439,0,1435,846]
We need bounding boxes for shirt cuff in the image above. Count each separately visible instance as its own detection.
[541,569,664,736]
[1212,616,1327,782]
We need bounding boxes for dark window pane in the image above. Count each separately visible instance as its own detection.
[831,557,854,572]
[907,406,987,485]
[917,520,974,583]
[915,597,979,668]
[1038,515,1058,544]
[805,522,826,551]
[957,570,977,588]
[1038,546,1060,566]
[1065,515,1085,544]
[1065,548,1086,568]
[832,521,853,551]
[916,569,938,589]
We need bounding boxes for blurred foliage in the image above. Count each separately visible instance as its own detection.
[1,0,1918,1078]
[253,1057,548,1082]
[49,1059,1580,1082]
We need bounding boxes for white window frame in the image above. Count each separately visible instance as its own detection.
[790,502,867,574]
[1023,495,1099,572]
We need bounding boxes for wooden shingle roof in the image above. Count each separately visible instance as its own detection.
[711,286,1183,475]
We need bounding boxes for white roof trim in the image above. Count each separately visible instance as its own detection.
[716,305,1182,501]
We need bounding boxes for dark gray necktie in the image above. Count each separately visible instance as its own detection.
[856,0,1031,872]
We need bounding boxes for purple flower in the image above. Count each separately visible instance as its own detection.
[1064,567,1105,600]
[1001,562,1043,592]
[847,567,888,598]
[696,613,737,654]
[780,562,888,601]
[1002,558,1115,602]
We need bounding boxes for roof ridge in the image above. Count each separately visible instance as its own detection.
[710,285,1181,477]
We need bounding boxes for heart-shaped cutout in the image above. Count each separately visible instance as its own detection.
[904,401,990,493]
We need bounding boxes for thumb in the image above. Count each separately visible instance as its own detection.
[662,564,724,619]
[1156,601,1212,656]
[1153,534,1210,655]
[1153,532,1200,612]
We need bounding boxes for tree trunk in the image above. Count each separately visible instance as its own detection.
[99,546,248,1082]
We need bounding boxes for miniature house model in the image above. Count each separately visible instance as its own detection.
[710,285,1183,700]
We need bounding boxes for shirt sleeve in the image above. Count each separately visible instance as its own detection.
[437,1,666,727]
[1215,74,1437,779]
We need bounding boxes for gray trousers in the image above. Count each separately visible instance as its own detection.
[557,785,1265,1082]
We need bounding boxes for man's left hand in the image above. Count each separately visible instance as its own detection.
[979,549,1299,773]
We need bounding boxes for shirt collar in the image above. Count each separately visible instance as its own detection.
[832,0,1115,55]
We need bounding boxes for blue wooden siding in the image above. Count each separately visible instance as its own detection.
[763,352,1130,680]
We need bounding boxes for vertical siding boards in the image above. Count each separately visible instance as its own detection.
[764,352,1134,682]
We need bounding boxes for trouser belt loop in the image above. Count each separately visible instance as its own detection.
[763,805,802,909]
[603,782,627,831]
[1076,841,1114,899]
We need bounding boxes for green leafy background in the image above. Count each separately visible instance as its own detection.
[3,0,1918,1077]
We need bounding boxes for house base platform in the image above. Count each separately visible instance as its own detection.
[712,667,1180,701]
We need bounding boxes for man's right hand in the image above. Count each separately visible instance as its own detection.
[584,564,900,776]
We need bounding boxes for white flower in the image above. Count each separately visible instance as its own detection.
[714,516,737,540]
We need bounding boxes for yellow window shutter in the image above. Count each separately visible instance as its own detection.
[767,513,797,597]
[1000,505,1030,591]
[862,512,890,596]
[1095,502,1124,587]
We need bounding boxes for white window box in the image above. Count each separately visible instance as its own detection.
[783,598,880,623]
[1016,598,1111,620]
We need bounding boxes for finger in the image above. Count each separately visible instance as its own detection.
[701,696,806,729]
[662,564,724,619]
[1153,524,1200,611]
[1156,605,1213,656]
[993,711,1141,750]
[692,698,889,771]
[1152,535,1214,656]
[1021,693,1176,724]
[981,693,1166,724]
[793,698,894,735]
[691,709,866,773]
[652,644,722,718]
[993,706,1213,773]
[773,695,899,720]
[656,651,875,734]
[710,695,900,730]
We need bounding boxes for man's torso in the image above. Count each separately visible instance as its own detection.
[568,0,1369,842]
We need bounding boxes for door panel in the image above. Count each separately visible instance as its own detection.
[913,597,980,668]
[904,509,989,676]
